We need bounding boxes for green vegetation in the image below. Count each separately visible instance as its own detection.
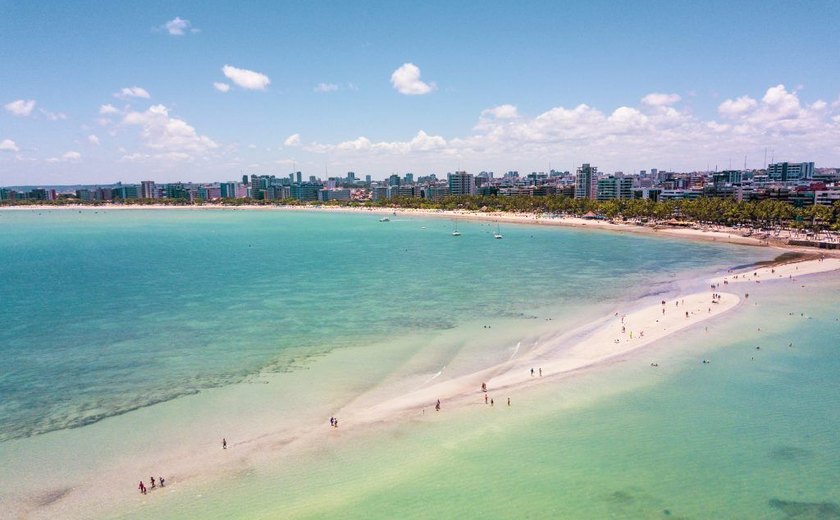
[3,194,839,232]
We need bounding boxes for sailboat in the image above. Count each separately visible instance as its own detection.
[493,222,503,239]
[452,221,461,236]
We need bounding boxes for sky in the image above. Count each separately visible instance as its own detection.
[2,0,840,185]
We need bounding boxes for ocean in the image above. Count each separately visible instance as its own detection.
[3,208,836,519]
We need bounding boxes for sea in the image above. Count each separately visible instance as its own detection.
[1,208,838,519]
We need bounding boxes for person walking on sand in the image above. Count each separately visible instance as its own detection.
[530,368,534,376]
[222,438,227,449]
[159,476,165,487]
[150,476,156,489]
[491,398,494,406]
[435,399,441,411]
[139,481,146,495]
[539,368,542,376]
[507,397,510,406]
[485,393,488,404]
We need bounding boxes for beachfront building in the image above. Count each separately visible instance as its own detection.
[596,175,633,200]
[767,162,814,182]
[220,182,237,198]
[140,180,156,199]
[291,183,321,201]
[574,163,598,200]
[449,171,476,196]
[318,188,351,201]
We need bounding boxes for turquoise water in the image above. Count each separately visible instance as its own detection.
[0,209,763,443]
[129,271,840,520]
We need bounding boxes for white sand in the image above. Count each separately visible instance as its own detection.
[710,257,840,285]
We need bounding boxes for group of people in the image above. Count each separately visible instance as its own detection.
[329,417,339,428]
[137,476,164,495]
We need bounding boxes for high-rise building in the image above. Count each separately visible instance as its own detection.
[403,173,414,185]
[220,182,237,198]
[596,175,633,200]
[140,180,156,199]
[767,162,814,182]
[574,163,598,200]
[242,175,249,185]
[388,174,401,187]
[296,171,302,183]
[448,171,475,196]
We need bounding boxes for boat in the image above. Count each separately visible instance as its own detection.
[379,217,390,222]
[493,222,503,239]
[452,221,461,236]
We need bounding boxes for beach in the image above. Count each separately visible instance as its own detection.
[1,208,839,519]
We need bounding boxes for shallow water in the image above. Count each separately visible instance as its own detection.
[0,209,761,443]
[127,272,840,520]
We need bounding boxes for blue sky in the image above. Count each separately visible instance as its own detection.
[2,0,839,184]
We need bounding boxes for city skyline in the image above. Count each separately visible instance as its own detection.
[2,0,840,185]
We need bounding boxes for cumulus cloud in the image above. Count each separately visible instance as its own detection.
[99,104,120,115]
[122,104,218,155]
[718,95,758,117]
[0,139,19,152]
[641,93,681,106]
[222,65,271,91]
[4,99,36,117]
[46,151,81,163]
[481,104,519,119]
[390,63,436,95]
[40,109,67,121]
[283,133,301,146]
[314,83,339,93]
[114,87,151,100]
[300,84,840,172]
[88,134,100,145]
[307,130,447,155]
[213,82,231,93]
[160,16,197,36]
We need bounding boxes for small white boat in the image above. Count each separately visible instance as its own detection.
[379,217,390,222]
[452,221,461,236]
[493,222,503,239]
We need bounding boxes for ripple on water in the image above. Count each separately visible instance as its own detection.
[769,498,840,519]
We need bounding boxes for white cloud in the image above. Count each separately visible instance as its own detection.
[222,65,271,91]
[114,87,151,100]
[4,99,36,117]
[213,82,231,93]
[718,95,758,117]
[88,134,100,145]
[40,109,67,121]
[314,83,339,93]
[161,17,195,36]
[46,150,81,163]
[247,143,257,149]
[300,84,840,172]
[390,63,436,95]
[99,104,120,115]
[481,104,518,119]
[641,93,681,106]
[283,133,301,147]
[122,104,218,155]
[0,139,19,152]
[309,130,447,155]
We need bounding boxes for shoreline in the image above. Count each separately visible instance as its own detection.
[3,208,840,519]
[5,202,838,256]
[10,256,838,519]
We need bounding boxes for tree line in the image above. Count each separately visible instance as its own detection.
[3,194,839,232]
